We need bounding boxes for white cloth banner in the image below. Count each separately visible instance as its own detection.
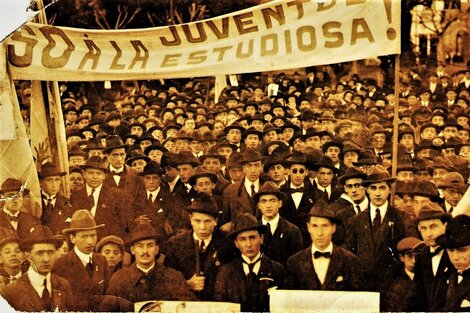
[4,0,400,81]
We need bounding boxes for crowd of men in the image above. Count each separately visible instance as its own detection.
[1,62,470,312]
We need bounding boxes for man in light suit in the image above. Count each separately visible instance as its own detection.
[1,225,74,311]
[286,200,360,291]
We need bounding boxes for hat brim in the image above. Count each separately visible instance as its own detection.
[338,172,368,184]
[415,212,452,223]
[62,224,105,234]
[20,238,62,251]
[188,172,218,186]
[80,165,109,172]
[362,177,396,186]
[39,172,67,179]
[227,224,268,240]
[253,190,286,203]
[103,144,128,153]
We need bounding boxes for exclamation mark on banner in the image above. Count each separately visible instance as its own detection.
[384,0,396,40]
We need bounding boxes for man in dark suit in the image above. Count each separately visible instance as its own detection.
[70,156,132,239]
[102,135,145,213]
[346,165,407,291]
[222,148,266,230]
[162,193,235,300]
[286,200,360,291]
[280,153,317,245]
[214,213,285,312]
[0,178,40,240]
[38,162,73,235]
[414,202,453,311]
[2,225,74,311]
[436,214,470,312]
[254,181,303,266]
[106,222,197,306]
[53,210,124,311]
[311,156,343,204]
[172,151,200,206]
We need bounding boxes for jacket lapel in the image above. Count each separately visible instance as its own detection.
[20,275,45,311]
[323,246,342,288]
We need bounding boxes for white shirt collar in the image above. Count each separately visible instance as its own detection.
[147,187,161,199]
[136,262,155,274]
[28,266,51,295]
[311,242,334,254]
[41,191,57,200]
[3,208,19,218]
[262,214,280,234]
[241,252,261,265]
[192,232,212,248]
[74,246,93,266]
[370,200,388,223]
[244,178,260,193]
[109,165,124,173]
[86,184,102,195]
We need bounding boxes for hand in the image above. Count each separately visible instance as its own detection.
[187,274,205,292]
[35,140,52,164]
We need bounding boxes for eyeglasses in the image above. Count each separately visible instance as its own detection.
[344,183,362,189]
[291,168,306,174]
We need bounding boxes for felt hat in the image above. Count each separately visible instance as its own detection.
[95,235,124,253]
[438,172,466,193]
[253,181,286,203]
[81,156,108,172]
[314,156,339,173]
[126,150,150,165]
[188,168,218,186]
[0,227,20,249]
[362,165,396,186]
[396,237,426,254]
[173,151,200,167]
[184,192,220,218]
[103,135,127,153]
[338,166,368,184]
[62,209,105,234]
[21,225,62,251]
[436,215,470,249]
[308,199,341,224]
[239,148,264,164]
[125,222,163,250]
[140,161,165,176]
[415,202,452,223]
[0,178,29,196]
[228,213,267,240]
[39,162,67,179]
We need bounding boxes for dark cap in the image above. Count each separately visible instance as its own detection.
[228,213,267,240]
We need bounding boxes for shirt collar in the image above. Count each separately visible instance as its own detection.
[74,246,93,265]
[262,214,280,229]
[311,242,334,255]
[192,232,212,247]
[244,178,260,189]
[136,262,155,274]
[147,187,161,198]
[3,208,19,218]
[241,252,261,264]
[41,191,57,200]
[28,266,50,288]
[110,165,124,173]
[86,184,102,195]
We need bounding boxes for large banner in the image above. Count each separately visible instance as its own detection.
[4,0,400,81]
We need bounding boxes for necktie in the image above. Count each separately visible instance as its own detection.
[373,208,381,229]
[355,205,361,214]
[449,207,453,214]
[243,257,261,276]
[313,251,331,259]
[89,188,96,207]
[251,184,256,198]
[6,214,19,223]
[324,189,329,200]
[86,258,94,276]
[148,194,153,202]
[42,278,52,311]
[430,246,443,257]
[289,187,304,193]
[112,171,122,176]
[265,222,272,241]
[200,240,206,253]
[43,197,55,225]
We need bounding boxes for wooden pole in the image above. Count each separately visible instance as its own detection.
[390,54,400,206]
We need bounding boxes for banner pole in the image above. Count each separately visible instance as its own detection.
[390,54,400,206]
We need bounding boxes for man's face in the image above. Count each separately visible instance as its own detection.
[258,194,282,220]
[84,168,105,188]
[28,243,56,276]
[148,150,164,164]
[367,181,390,207]
[131,159,147,173]
[373,133,387,149]
[397,170,414,183]
[70,229,98,254]
[234,230,263,260]
[41,176,62,196]
[107,148,126,169]
[305,136,321,150]
[194,177,215,195]
[131,239,159,268]
[245,134,260,149]
[202,158,222,174]
[243,161,263,182]
[190,212,217,240]
[0,242,22,270]
[218,147,234,160]
[162,166,178,182]
[325,146,341,164]
[130,126,144,137]
[342,151,358,168]
[69,155,85,167]
[400,252,418,273]
[2,191,24,214]
[317,167,334,188]
[443,187,463,207]
[100,243,123,268]
[400,134,414,150]
[307,216,336,250]
[227,129,241,144]
[177,164,196,183]
[268,164,286,183]
[344,178,366,203]
[143,174,160,192]
[421,127,437,140]
[447,245,470,272]
[432,168,448,185]
[69,172,85,192]
[65,111,77,123]
[417,219,447,247]
[228,167,244,182]
[443,126,458,140]
[289,164,308,187]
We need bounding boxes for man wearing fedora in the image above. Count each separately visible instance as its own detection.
[53,209,113,311]
[102,134,145,213]
[346,165,408,291]
[199,148,231,196]
[39,162,73,235]
[1,225,74,311]
[106,222,197,304]
[438,172,467,214]
[0,227,23,286]
[311,156,343,204]
[255,181,303,266]
[172,151,200,206]
[214,212,285,312]
[70,156,132,239]
[286,200,360,291]
[436,214,470,311]
[0,178,40,240]
[414,202,453,311]
[162,193,235,300]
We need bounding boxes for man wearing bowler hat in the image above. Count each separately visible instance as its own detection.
[0,178,40,240]
[286,200,360,291]
[106,222,197,305]
[70,156,132,239]
[255,181,303,266]
[346,165,408,291]
[214,212,285,312]
[162,193,235,300]
[53,209,112,311]
[414,202,453,311]
[1,225,74,311]
[39,162,73,235]
[436,214,470,311]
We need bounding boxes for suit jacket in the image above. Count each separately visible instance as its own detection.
[331,197,360,245]
[214,256,286,312]
[260,216,304,266]
[223,179,266,221]
[162,230,236,300]
[40,194,73,235]
[0,210,40,240]
[70,185,133,239]
[106,263,197,304]
[311,183,343,205]
[286,245,361,291]
[103,164,144,212]
[345,205,407,291]
[1,272,74,312]
[173,179,199,206]
[415,247,453,311]
[446,268,470,312]
[53,250,111,311]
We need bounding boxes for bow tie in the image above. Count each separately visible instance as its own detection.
[313,251,331,259]
[6,214,19,223]
[112,171,123,176]
[430,246,443,257]
[289,187,304,193]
